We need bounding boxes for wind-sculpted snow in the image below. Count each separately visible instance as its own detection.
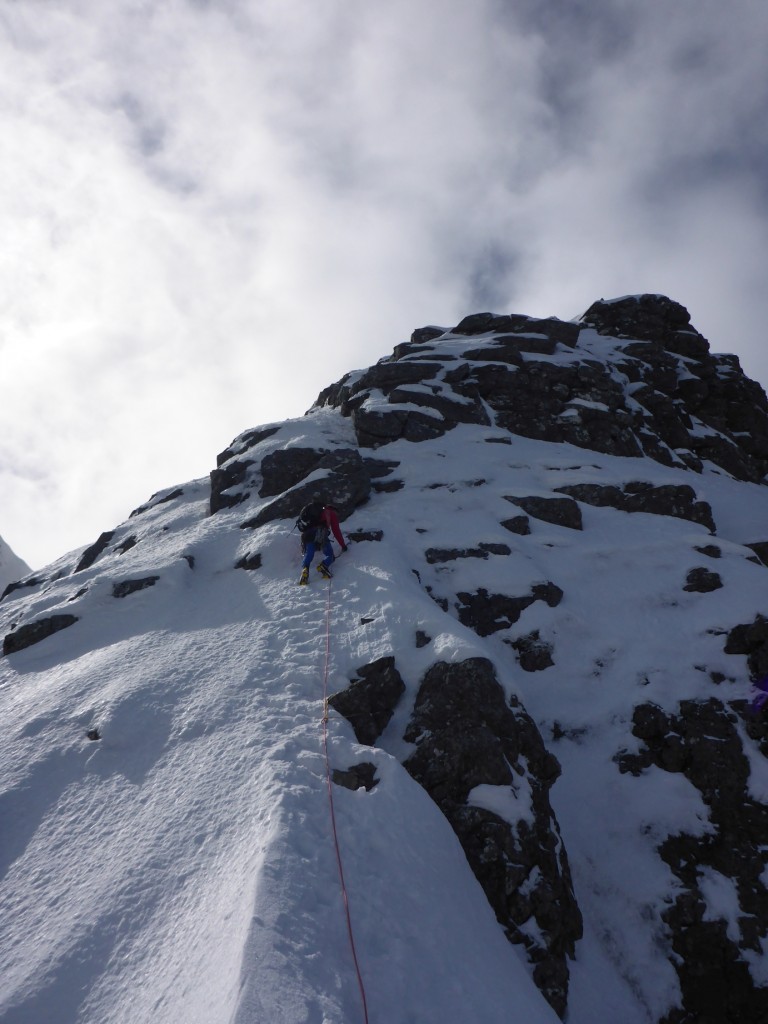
[2,295,768,1024]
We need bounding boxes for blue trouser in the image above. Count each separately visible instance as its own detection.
[302,538,334,570]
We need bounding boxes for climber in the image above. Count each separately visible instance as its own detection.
[296,494,348,585]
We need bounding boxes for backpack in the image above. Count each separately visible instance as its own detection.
[296,501,323,533]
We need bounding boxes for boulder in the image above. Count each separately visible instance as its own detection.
[683,568,723,593]
[332,762,379,792]
[505,496,583,531]
[456,584,563,637]
[509,630,555,671]
[328,656,406,745]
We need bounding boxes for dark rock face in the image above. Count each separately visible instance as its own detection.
[505,496,583,531]
[314,293,768,483]
[746,542,768,567]
[235,552,262,571]
[403,658,582,1017]
[424,542,511,563]
[347,530,383,543]
[129,488,184,518]
[112,577,160,598]
[3,614,79,655]
[725,615,768,679]
[555,482,716,532]
[258,448,327,499]
[1,576,46,602]
[501,515,531,535]
[509,630,555,671]
[74,531,116,573]
[581,294,694,346]
[210,459,256,513]
[618,700,768,1024]
[328,656,406,745]
[456,584,564,638]
[683,567,723,593]
[240,448,373,530]
[210,428,286,514]
[583,295,768,482]
[332,762,379,792]
[451,312,580,348]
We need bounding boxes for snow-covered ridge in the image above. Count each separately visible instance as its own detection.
[0,534,30,595]
[2,295,768,1024]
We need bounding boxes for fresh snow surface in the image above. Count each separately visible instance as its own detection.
[2,400,768,1024]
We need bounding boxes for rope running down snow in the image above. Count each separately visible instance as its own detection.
[321,579,371,1024]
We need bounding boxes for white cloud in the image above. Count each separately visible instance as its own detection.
[1,0,767,568]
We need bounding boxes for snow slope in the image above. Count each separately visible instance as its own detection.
[0,535,30,595]
[0,430,561,1024]
[2,334,768,1022]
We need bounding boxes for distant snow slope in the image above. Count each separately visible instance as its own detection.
[0,535,30,595]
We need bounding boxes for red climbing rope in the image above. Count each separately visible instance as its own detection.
[321,580,371,1024]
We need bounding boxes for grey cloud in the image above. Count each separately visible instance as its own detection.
[2,0,768,567]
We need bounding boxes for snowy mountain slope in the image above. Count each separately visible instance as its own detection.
[0,423,560,1024]
[2,294,768,1024]
[0,535,30,596]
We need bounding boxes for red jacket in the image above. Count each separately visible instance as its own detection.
[321,506,346,548]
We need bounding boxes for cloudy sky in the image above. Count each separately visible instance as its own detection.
[2,0,767,570]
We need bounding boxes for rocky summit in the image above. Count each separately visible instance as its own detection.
[2,294,768,1024]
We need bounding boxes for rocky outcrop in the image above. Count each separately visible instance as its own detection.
[235,552,262,571]
[240,448,374,530]
[456,583,564,637]
[509,630,555,671]
[332,762,379,792]
[210,459,256,513]
[683,567,722,593]
[725,616,768,679]
[315,293,768,483]
[583,295,768,482]
[215,426,280,468]
[1,575,46,602]
[3,614,79,655]
[580,295,696,348]
[505,496,583,531]
[403,658,582,1017]
[328,656,406,745]
[74,531,116,573]
[112,576,160,598]
[424,543,511,563]
[555,482,716,532]
[618,700,768,1024]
